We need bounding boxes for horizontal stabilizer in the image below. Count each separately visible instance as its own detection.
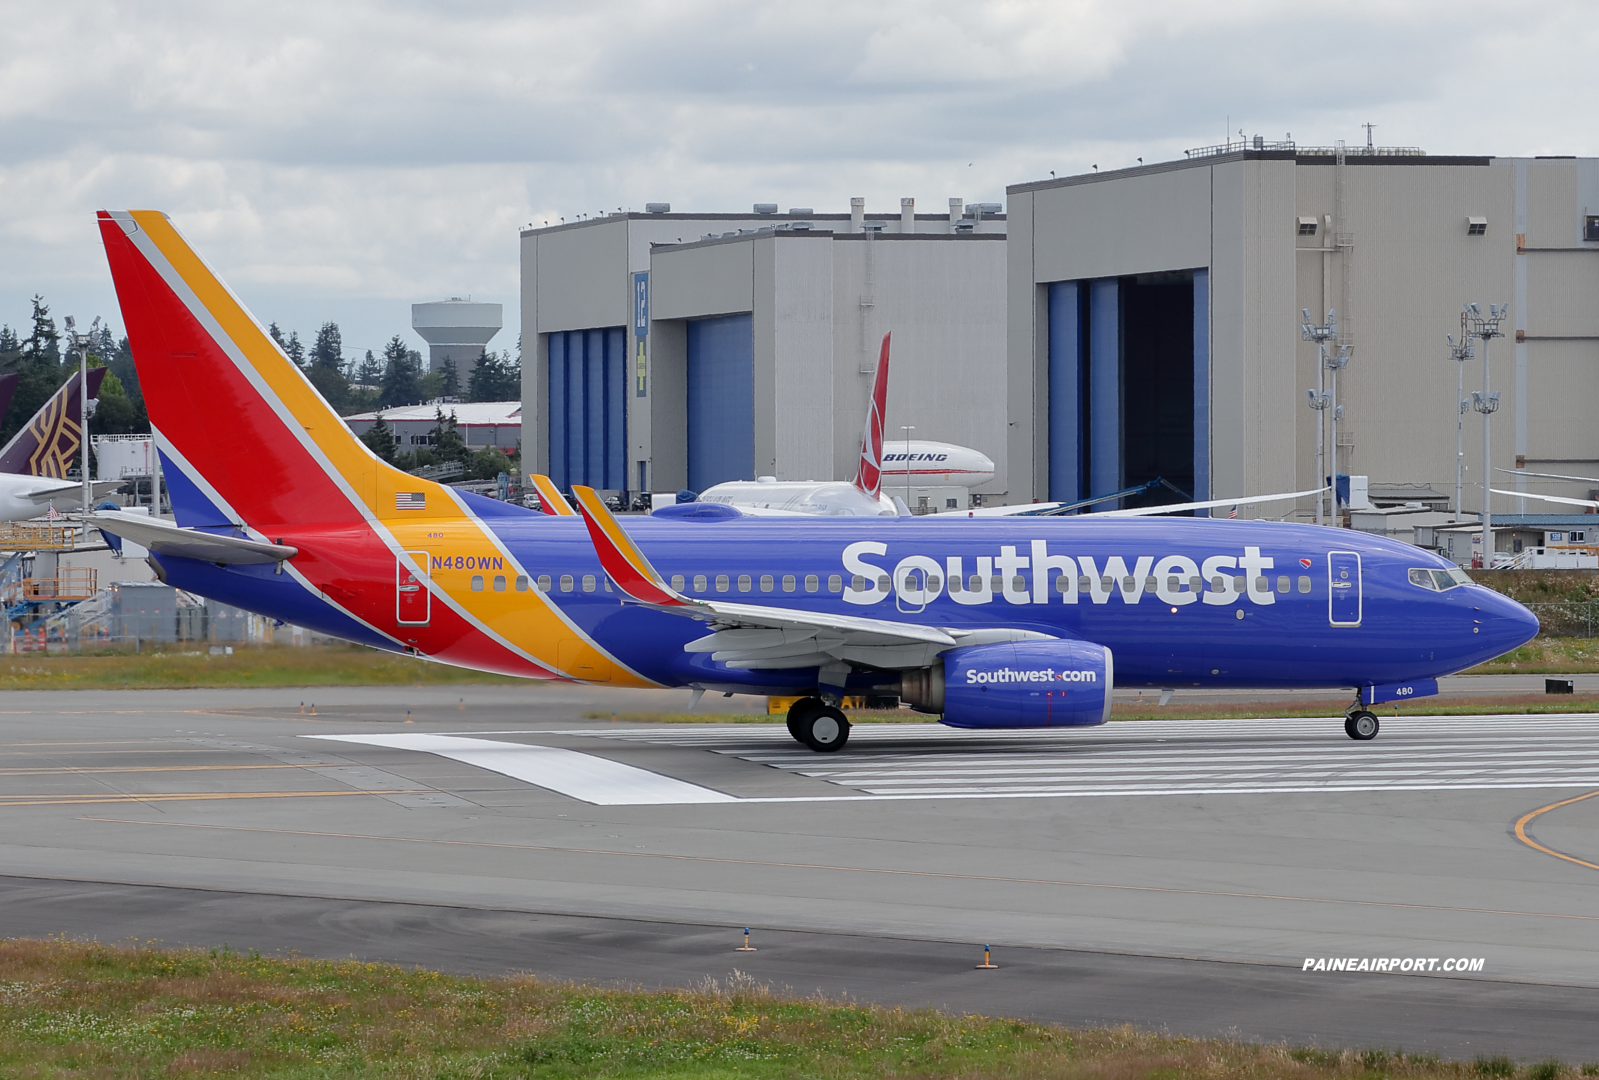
[91,511,298,565]
[24,480,125,505]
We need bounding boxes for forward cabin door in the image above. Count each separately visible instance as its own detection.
[1327,551,1362,627]
[397,552,431,625]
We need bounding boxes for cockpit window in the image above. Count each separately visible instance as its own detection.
[1409,567,1470,592]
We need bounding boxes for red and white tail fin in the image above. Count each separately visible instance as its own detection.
[852,332,891,500]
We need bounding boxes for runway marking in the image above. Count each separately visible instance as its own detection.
[0,790,427,807]
[306,734,735,806]
[1514,790,1599,873]
[79,816,1599,926]
[544,717,1599,800]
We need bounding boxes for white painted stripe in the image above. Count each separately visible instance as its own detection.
[307,734,735,805]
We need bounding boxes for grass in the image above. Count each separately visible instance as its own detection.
[0,938,1582,1079]
[1465,637,1599,675]
[0,645,522,692]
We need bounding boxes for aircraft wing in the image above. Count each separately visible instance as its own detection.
[1095,486,1329,518]
[22,480,126,505]
[1491,488,1599,510]
[90,511,298,565]
[570,485,1050,670]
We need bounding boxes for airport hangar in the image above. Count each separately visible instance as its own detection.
[519,147,1599,526]
[1007,144,1599,522]
[518,201,1007,504]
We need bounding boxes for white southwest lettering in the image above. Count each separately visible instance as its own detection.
[965,667,1098,685]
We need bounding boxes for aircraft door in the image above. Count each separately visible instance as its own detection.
[397,552,431,625]
[1328,551,1362,627]
[894,557,941,614]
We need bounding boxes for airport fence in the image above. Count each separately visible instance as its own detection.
[1523,602,1599,638]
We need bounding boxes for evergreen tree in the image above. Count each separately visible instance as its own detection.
[428,407,468,464]
[466,348,521,402]
[0,325,18,356]
[268,322,287,352]
[379,335,421,407]
[21,295,60,366]
[0,297,71,446]
[89,364,140,435]
[356,349,382,387]
[310,321,343,370]
[284,330,305,368]
[361,414,397,463]
[439,355,460,398]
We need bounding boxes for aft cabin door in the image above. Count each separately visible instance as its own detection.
[397,552,431,625]
[1328,551,1362,627]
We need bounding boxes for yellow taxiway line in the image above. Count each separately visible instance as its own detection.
[1514,789,1599,872]
[4,791,425,807]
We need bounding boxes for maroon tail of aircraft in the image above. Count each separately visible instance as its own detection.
[0,367,107,477]
[851,332,891,501]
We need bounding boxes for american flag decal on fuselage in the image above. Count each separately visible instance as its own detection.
[396,492,426,510]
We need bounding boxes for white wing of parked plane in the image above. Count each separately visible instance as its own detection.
[0,475,124,522]
[948,486,1327,519]
[1490,488,1599,510]
[1495,468,1599,486]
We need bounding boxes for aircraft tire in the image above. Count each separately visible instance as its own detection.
[786,697,824,745]
[799,705,851,753]
[1344,711,1380,741]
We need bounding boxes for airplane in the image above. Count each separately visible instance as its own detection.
[0,367,124,521]
[90,210,1539,754]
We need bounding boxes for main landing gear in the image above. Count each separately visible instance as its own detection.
[786,697,851,752]
[1344,708,1380,741]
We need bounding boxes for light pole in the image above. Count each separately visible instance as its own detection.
[1466,303,1506,566]
[1302,309,1348,525]
[1446,312,1473,523]
[61,315,100,521]
[899,425,915,509]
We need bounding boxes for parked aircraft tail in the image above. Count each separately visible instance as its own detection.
[851,333,890,500]
[0,367,106,476]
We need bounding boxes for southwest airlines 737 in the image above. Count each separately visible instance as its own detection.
[91,211,1538,752]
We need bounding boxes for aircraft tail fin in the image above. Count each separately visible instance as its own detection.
[852,333,890,500]
[529,473,577,516]
[0,367,107,477]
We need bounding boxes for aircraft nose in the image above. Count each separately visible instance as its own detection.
[1476,589,1540,656]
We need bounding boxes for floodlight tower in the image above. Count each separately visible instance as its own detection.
[1466,302,1507,565]
[62,315,100,518]
[1445,311,1473,523]
[1301,308,1346,525]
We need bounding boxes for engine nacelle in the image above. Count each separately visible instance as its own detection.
[900,640,1113,729]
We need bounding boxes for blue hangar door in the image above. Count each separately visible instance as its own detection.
[686,313,755,491]
[548,327,627,491]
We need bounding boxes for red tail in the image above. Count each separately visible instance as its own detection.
[852,333,890,499]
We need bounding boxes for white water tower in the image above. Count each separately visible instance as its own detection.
[412,298,502,379]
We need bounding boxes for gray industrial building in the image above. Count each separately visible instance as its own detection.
[519,201,1006,497]
[1007,143,1599,518]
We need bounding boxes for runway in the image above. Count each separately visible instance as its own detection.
[2,684,1598,1060]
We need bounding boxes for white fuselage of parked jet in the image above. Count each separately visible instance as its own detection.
[698,441,995,519]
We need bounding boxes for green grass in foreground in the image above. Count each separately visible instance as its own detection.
[1465,636,1599,675]
[0,939,1581,1078]
[0,645,521,691]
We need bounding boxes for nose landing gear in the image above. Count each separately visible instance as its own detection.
[1344,708,1380,741]
[786,697,851,752]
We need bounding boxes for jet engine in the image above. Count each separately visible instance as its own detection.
[898,640,1113,729]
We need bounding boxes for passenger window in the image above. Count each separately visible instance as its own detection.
[879,575,892,591]
[1078,576,1091,591]
[1253,577,1268,593]
[1297,576,1311,593]
[515,575,529,592]
[670,574,685,591]
[1015,576,1028,592]
[493,575,506,592]
[737,574,752,592]
[715,574,730,592]
[949,575,963,593]
[806,574,820,592]
[760,574,774,592]
[1144,576,1158,589]
[1123,576,1136,590]
[1407,568,1438,590]
[1056,576,1070,593]
[693,574,707,592]
[1210,576,1226,592]
[782,574,796,592]
[851,574,865,592]
[1189,576,1203,592]
[972,575,986,592]
[470,575,484,591]
[993,575,1005,592]
[602,578,612,592]
[1276,575,1288,593]
[582,574,596,592]
[927,575,941,591]
[828,574,842,592]
[537,574,550,592]
[559,574,574,593]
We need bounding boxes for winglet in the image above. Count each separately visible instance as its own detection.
[571,485,691,607]
[852,332,891,500]
[529,473,577,516]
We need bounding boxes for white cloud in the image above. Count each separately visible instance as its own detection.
[1,0,1596,353]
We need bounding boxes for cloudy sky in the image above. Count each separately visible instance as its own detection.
[2,0,1594,361]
